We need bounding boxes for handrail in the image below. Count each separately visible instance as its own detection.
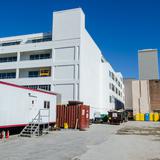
[20,108,50,137]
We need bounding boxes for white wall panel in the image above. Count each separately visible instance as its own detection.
[54,84,74,103]
[54,65,75,80]
[55,47,75,61]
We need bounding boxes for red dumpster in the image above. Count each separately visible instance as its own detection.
[56,103,90,130]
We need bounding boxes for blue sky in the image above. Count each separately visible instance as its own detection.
[0,0,160,79]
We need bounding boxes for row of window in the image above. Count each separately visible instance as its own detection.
[24,85,51,91]
[109,83,123,97]
[0,36,52,47]
[30,53,51,60]
[0,72,16,79]
[0,41,21,47]
[0,53,51,63]
[30,37,52,43]
[0,70,51,79]
[0,56,17,63]
[32,100,50,109]
[109,71,123,89]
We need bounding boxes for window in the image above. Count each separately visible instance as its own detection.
[30,53,51,60]
[44,101,50,109]
[28,71,39,77]
[31,36,52,43]
[0,41,21,47]
[112,73,115,80]
[109,83,112,89]
[109,71,112,77]
[109,96,112,103]
[116,88,118,94]
[112,84,115,91]
[0,72,16,79]
[0,56,17,63]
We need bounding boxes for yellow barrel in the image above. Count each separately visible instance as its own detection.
[64,122,68,129]
[149,113,154,121]
[140,113,144,121]
[154,112,159,122]
[135,113,140,121]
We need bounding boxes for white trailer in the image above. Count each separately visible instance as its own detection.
[0,81,57,131]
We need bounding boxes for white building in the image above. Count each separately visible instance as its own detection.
[0,8,124,118]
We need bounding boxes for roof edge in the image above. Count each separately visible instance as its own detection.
[0,81,57,96]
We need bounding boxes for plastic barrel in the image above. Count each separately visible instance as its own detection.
[149,113,154,121]
[145,113,149,121]
[64,122,68,129]
[140,113,144,121]
[153,112,159,122]
[135,113,140,121]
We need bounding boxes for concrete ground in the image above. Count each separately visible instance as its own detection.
[0,121,160,160]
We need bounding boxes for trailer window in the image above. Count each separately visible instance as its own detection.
[44,101,50,109]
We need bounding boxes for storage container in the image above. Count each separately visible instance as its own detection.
[140,113,144,121]
[149,113,154,121]
[135,113,140,121]
[56,104,90,130]
[153,112,159,122]
[145,113,149,121]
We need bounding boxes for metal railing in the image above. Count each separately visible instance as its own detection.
[20,108,50,137]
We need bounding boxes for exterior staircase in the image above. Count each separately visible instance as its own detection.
[19,109,50,137]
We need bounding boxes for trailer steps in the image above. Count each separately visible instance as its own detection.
[19,109,50,137]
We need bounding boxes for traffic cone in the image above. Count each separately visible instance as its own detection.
[6,130,9,139]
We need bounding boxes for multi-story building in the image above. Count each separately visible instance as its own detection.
[0,8,124,118]
[130,80,160,115]
[138,49,159,80]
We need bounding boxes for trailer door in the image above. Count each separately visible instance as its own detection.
[28,97,38,122]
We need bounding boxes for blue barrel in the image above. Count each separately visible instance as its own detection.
[145,113,149,121]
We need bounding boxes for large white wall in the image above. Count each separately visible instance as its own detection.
[52,8,83,104]
[80,30,102,117]
[53,8,85,41]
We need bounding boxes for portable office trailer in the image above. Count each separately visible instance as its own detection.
[0,81,57,131]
